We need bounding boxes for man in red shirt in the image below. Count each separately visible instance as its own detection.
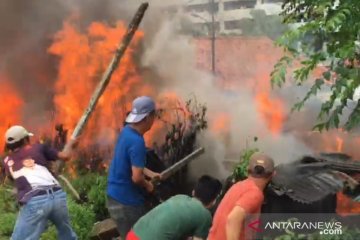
[208,153,275,240]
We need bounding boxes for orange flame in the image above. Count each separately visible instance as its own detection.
[255,92,285,134]
[0,77,24,150]
[48,19,152,147]
[211,113,231,135]
[335,136,344,152]
[145,92,192,147]
[337,193,360,215]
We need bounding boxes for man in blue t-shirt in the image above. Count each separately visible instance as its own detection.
[107,96,160,238]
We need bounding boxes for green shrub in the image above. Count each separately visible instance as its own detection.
[0,185,18,214]
[40,225,56,240]
[232,148,259,181]
[0,185,17,239]
[67,198,96,240]
[88,175,109,220]
[68,173,102,199]
[0,212,16,237]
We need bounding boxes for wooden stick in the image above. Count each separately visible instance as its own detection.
[58,174,81,201]
[160,147,205,181]
[63,2,149,152]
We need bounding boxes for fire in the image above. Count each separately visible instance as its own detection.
[255,92,285,134]
[335,136,344,152]
[145,92,192,147]
[211,113,231,135]
[337,192,360,215]
[48,19,152,148]
[0,78,23,150]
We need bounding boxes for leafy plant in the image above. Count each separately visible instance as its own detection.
[0,185,17,239]
[0,213,16,237]
[271,0,360,131]
[0,185,18,214]
[271,226,360,240]
[232,147,259,181]
[88,175,109,220]
[67,198,96,240]
[68,172,103,201]
[40,225,56,240]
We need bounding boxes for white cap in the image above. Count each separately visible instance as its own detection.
[5,125,34,144]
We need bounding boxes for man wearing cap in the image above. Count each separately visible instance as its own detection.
[107,96,160,238]
[2,125,77,240]
[208,153,275,240]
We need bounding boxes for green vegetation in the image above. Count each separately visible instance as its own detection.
[0,185,17,238]
[271,0,360,130]
[232,147,259,181]
[267,226,360,240]
[0,173,107,240]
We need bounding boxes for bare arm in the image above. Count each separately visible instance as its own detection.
[132,166,154,192]
[57,151,71,161]
[6,160,20,179]
[143,168,161,179]
[192,237,204,240]
[226,206,246,240]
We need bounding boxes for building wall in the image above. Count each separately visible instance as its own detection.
[194,36,283,89]
[185,0,283,34]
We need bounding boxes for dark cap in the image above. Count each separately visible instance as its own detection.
[248,153,275,177]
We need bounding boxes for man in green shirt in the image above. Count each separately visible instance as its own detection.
[126,175,222,240]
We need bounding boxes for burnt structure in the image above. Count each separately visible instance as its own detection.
[257,153,360,238]
[261,153,360,216]
[269,153,360,204]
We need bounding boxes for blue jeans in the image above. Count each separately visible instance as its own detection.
[11,189,77,240]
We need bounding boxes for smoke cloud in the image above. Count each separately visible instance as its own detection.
[1,0,356,181]
[140,15,313,179]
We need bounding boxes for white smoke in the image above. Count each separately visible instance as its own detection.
[140,15,312,180]
[2,0,355,179]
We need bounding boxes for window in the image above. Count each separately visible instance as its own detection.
[262,0,283,3]
[193,22,220,34]
[186,3,219,13]
[224,0,257,10]
[224,20,242,30]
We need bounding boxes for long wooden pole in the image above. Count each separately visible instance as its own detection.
[64,2,149,151]
[160,147,205,180]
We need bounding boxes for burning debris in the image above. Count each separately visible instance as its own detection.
[271,153,360,204]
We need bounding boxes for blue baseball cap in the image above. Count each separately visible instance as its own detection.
[125,96,156,123]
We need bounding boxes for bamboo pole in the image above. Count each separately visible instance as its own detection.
[63,2,149,153]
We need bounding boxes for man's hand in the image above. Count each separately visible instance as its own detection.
[67,138,79,150]
[145,181,154,193]
[7,160,14,167]
[58,138,79,161]
[132,166,156,193]
[152,172,162,182]
[144,168,162,180]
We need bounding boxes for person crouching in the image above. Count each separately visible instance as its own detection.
[127,175,222,240]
